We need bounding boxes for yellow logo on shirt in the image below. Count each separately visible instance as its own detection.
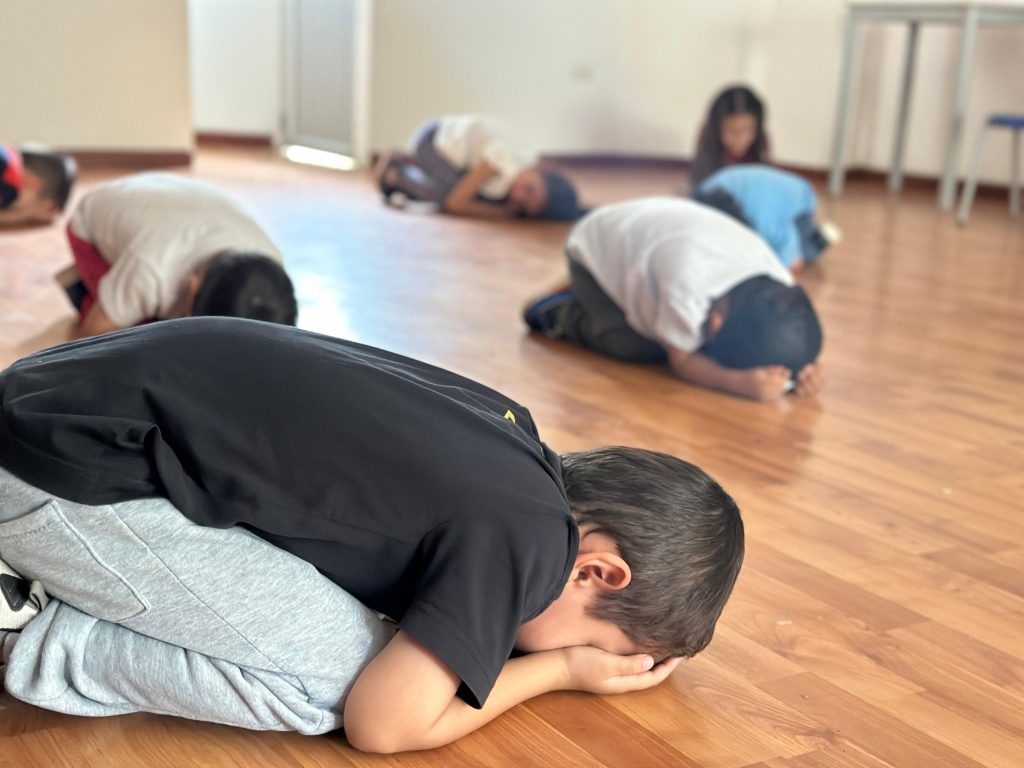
[503,409,516,424]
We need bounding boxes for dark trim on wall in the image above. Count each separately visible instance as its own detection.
[785,164,1010,199]
[541,153,1012,199]
[64,149,192,169]
[541,153,690,171]
[196,132,275,148]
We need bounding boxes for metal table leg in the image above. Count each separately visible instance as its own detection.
[1011,129,1021,218]
[939,4,980,211]
[829,9,860,198]
[956,121,989,226]
[889,21,919,192]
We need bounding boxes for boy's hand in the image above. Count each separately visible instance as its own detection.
[793,362,825,397]
[739,365,791,402]
[561,646,682,695]
[0,198,57,226]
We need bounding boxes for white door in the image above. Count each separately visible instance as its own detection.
[282,0,371,162]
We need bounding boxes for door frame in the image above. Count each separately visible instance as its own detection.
[280,0,373,165]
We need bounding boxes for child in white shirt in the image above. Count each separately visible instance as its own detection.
[63,173,296,338]
[524,197,825,402]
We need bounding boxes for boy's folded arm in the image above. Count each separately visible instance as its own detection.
[667,348,745,396]
[668,347,790,401]
[343,630,567,754]
[441,162,513,218]
[343,632,679,754]
[0,207,38,226]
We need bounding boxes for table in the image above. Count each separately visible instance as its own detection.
[828,1,1024,210]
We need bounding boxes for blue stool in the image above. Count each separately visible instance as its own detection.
[957,114,1024,225]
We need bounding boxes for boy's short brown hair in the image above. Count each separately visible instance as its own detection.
[561,446,744,658]
[21,147,77,212]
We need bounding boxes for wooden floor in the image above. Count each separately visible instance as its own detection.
[1,148,1023,767]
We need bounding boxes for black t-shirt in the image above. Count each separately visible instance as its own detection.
[0,317,579,707]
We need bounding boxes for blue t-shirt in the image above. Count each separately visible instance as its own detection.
[698,165,817,268]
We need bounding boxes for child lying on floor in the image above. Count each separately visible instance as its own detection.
[0,143,76,226]
[374,114,583,221]
[0,317,743,753]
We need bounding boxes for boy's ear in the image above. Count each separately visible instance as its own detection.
[185,272,204,313]
[573,552,631,592]
[707,308,726,338]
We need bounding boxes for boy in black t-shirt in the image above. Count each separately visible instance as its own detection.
[0,144,76,226]
[0,318,744,752]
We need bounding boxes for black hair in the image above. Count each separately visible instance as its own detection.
[690,85,768,188]
[695,187,751,228]
[701,276,822,376]
[20,148,77,212]
[192,251,298,326]
[561,446,744,658]
[537,171,586,221]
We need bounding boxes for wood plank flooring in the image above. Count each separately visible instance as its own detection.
[1,147,1022,767]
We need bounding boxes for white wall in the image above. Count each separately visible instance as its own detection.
[182,0,1023,182]
[847,21,1024,182]
[188,0,282,137]
[369,0,1024,183]
[370,1,751,157]
[0,0,191,151]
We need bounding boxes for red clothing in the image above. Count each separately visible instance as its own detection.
[66,224,111,321]
[1,144,24,208]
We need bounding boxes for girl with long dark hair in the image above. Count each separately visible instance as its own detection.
[689,86,769,189]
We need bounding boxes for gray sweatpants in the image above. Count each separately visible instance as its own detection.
[0,467,391,733]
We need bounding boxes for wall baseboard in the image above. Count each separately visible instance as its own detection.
[196,132,275,148]
[65,149,192,169]
[542,153,688,171]
[541,153,1013,199]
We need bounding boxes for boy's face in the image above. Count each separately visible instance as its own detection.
[7,180,58,224]
[514,529,651,657]
[720,114,758,158]
[701,296,729,343]
[515,595,645,657]
[508,168,548,217]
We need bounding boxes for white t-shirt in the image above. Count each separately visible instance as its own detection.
[432,114,530,200]
[568,197,793,353]
[70,173,283,327]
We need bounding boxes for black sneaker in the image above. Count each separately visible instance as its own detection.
[1,557,47,631]
[523,287,573,337]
